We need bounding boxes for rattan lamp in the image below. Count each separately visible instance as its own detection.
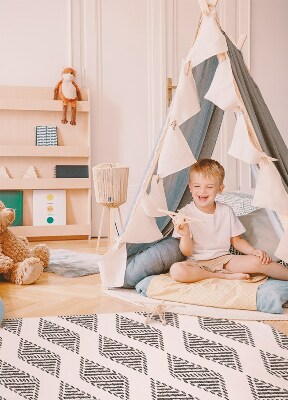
[92,163,129,251]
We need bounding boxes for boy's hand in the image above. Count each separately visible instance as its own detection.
[253,249,272,265]
[174,220,190,237]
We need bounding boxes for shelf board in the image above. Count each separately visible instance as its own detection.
[0,145,90,157]
[0,99,89,112]
[0,178,91,189]
[10,224,91,237]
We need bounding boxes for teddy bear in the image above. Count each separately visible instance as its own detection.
[0,201,50,285]
[54,67,82,125]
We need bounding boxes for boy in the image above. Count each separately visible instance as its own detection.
[170,159,288,283]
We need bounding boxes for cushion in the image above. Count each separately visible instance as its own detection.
[216,191,258,216]
[257,278,288,314]
[238,209,280,261]
[218,191,283,262]
[123,237,185,288]
[136,275,288,314]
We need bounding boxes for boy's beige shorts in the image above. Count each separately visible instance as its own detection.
[186,254,236,273]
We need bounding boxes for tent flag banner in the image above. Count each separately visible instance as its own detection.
[157,123,196,178]
[185,12,228,68]
[204,57,240,111]
[121,202,163,244]
[252,161,288,216]
[170,60,200,126]
[98,242,127,288]
[141,175,168,218]
[275,230,288,263]
[228,112,266,164]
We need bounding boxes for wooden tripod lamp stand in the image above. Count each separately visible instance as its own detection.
[92,163,129,252]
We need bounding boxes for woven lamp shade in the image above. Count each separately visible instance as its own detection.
[92,163,129,208]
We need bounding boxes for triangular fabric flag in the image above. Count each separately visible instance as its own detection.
[23,166,38,179]
[98,242,127,287]
[275,230,288,263]
[252,161,288,215]
[141,176,168,217]
[170,60,200,126]
[228,112,273,164]
[185,13,228,68]
[0,166,10,178]
[204,58,240,110]
[121,203,163,244]
[157,123,196,178]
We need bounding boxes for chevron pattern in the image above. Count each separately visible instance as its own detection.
[0,312,287,400]
[80,356,129,399]
[38,318,80,353]
[199,317,255,346]
[0,360,40,400]
[59,382,99,400]
[168,353,229,399]
[272,327,288,350]
[60,314,98,332]
[99,334,148,374]
[151,378,199,399]
[18,338,61,377]
[1,318,22,336]
[248,376,288,399]
[183,332,243,371]
[260,350,288,381]
[116,314,164,350]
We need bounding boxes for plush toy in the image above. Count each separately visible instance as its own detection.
[0,201,50,285]
[54,67,82,125]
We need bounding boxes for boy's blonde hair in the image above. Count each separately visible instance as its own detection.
[189,159,225,184]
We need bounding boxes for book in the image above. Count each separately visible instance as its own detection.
[35,126,58,146]
[54,165,89,178]
[0,191,23,226]
[33,190,66,226]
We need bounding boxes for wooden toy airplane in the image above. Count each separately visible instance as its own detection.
[158,208,204,225]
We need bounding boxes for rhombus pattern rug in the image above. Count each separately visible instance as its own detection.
[0,313,288,400]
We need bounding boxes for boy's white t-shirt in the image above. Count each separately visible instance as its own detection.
[172,201,246,261]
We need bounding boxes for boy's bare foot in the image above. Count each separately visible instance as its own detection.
[224,272,250,280]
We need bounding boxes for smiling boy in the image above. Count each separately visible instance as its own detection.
[170,159,288,283]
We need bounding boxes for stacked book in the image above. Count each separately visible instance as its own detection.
[54,165,89,178]
[35,126,58,146]
[0,191,23,226]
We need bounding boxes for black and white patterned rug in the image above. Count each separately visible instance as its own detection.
[0,312,288,399]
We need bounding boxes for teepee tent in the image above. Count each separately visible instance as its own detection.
[99,0,288,288]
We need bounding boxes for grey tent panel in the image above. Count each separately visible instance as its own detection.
[226,35,288,191]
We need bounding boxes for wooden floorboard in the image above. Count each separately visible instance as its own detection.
[0,239,287,336]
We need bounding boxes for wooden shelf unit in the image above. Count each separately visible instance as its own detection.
[0,145,90,157]
[0,86,91,239]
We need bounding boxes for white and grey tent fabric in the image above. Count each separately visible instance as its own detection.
[98,2,288,288]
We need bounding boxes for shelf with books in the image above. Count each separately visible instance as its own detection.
[0,85,91,239]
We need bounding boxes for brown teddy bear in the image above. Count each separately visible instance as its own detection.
[54,67,82,125]
[0,201,50,285]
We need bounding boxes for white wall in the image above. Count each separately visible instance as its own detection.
[251,0,288,146]
[0,0,68,86]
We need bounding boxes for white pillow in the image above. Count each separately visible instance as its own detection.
[216,191,257,216]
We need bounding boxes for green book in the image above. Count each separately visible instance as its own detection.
[0,191,23,226]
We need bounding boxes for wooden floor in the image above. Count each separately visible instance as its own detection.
[0,239,287,336]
